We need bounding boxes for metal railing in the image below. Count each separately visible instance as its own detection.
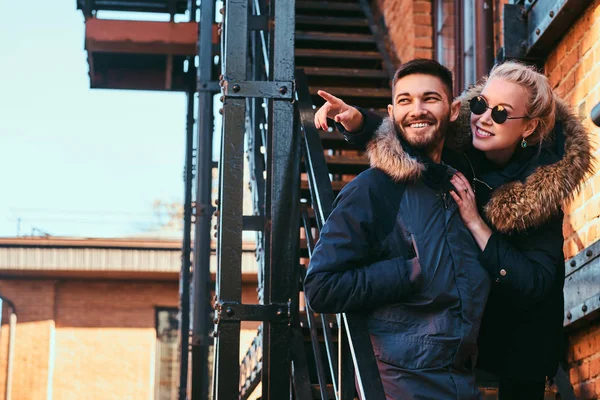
[296,69,386,400]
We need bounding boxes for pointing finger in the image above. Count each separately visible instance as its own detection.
[318,90,344,106]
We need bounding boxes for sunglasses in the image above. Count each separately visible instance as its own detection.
[469,96,528,124]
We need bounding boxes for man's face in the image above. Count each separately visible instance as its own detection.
[388,74,458,151]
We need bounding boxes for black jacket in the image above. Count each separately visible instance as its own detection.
[304,118,491,377]
[340,84,593,381]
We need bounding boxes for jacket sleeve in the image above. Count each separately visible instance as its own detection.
[335,107,384,149]
[478,213,564,305]
[303,180,419,314]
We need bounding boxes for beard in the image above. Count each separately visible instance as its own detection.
[392,111,449,152]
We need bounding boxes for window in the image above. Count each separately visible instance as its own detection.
[155,307,180,400]
[434,0,478,95]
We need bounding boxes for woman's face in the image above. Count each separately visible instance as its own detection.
[470,78,536,163]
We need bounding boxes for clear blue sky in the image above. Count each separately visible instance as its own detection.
[0,3,201,238]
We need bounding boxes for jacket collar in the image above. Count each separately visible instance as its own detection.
[366,118,456,188]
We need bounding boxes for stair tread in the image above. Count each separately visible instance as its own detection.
[296,31,376,43]
[303,66,388,78]
[296,48,382,59]
[310,86,392,98]
[301,180,348,190]
[296,1,362,11]
[296,15,369,26]
[323,155,369,165]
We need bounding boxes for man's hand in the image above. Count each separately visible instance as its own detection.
[314,90,365,133]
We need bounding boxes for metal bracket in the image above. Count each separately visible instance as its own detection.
[214,302,290,324]
[222,80,294,100]
[564,240,600,328]
[565,239,600,277]
[500,4,528,61]
[501,0,590,60]
[197,80,220,92]
[564,292,600,330]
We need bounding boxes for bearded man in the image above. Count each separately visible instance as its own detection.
[304,59,490,400]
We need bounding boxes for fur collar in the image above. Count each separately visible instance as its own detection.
[457,84,594,233]
[366,84,594,233]
[366,118,425,183]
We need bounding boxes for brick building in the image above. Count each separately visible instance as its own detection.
[0,237,259,400]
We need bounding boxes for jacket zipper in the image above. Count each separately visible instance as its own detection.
[463,153,493,192]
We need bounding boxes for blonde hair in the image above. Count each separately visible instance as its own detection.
[486,61,556,145]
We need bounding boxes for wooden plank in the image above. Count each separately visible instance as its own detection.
[296,15,368,27]
[296,1,362,11]
[296,31,375,43]
[310,86,392,98]
[296,48,381,59]
[303,67,387,78]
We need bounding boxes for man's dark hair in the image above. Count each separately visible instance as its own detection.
[392,59,454,99]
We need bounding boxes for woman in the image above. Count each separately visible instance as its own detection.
[318,61,593,399]
[447,61,593,399]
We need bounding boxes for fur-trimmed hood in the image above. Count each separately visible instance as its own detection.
[366,118,426,183]
[366,83,594,233]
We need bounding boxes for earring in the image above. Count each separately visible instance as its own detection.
[521,138,528,148]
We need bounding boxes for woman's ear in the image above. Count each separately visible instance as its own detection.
[523,118,540,139]
[449,99,461,122]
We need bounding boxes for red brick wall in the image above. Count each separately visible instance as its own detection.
[0,280,56,400]
[378,0,434,62]
[544,1,600,398]
[548,1,600,261]
[0,278,260,400]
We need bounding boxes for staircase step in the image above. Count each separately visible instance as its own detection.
[296,48,381,60]
[311,383,336,400]
[303,67,388,79]
[310,86,392,99]
[301,180,347,199]
[296,31,376,44]
[296,1,362,12]
[296,15,369,27]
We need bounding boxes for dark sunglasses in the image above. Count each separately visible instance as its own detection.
[469,96,528,124]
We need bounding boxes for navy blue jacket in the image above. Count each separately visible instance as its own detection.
[304,118,491,372]
[339,84,593,381]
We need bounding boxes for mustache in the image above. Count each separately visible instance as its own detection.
[403,117,437,126]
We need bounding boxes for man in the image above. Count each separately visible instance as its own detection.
[303,59,490,399]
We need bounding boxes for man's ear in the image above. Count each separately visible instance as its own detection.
[449,99,461,122]
[387,104,393,119]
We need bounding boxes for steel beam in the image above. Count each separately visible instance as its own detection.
[178,82,194,400]
[259,0,298,398]
[501,0,589,60]
[212,0,248,398]
[191,0,217,399]
[564,240,600,330]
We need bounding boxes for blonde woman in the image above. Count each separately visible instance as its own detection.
[315,61,593,399]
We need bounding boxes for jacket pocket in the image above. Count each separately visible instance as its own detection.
[371,332,459,370]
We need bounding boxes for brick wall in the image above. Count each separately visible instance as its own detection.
[548,1,600,261]
[0,278,259,400]
[378,0,433,62]
[0,280,56,400]
[544,1,600,398]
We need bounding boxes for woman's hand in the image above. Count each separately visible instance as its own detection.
[449,172,492,250]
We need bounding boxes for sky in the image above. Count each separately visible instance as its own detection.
[0,2,207,238]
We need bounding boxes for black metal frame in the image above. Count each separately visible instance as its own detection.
[500,0,589,61]
[211,0,298,399]
[190,0,217,399]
